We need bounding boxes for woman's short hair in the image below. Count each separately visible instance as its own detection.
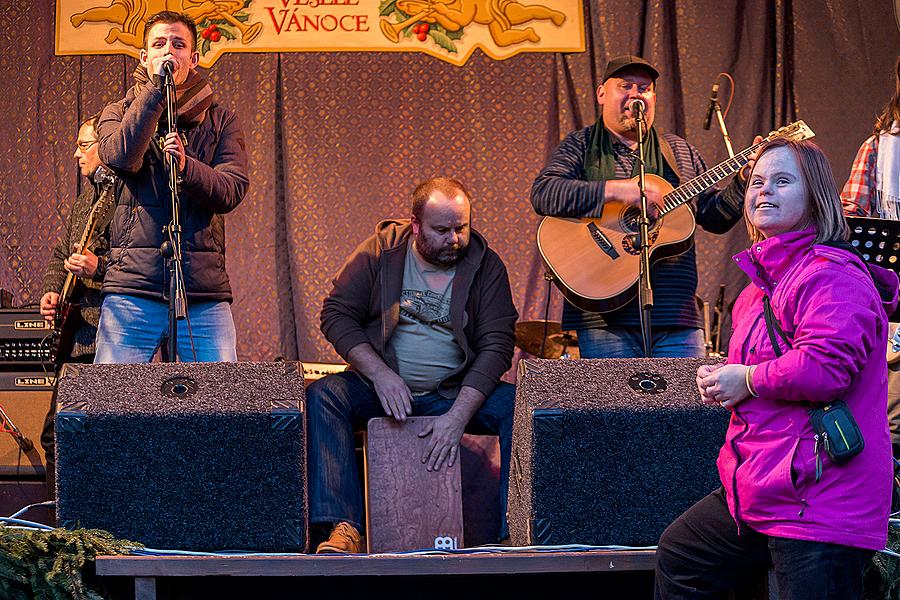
[744,138,849,244]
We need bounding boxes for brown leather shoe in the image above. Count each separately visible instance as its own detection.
[315,522,365,554]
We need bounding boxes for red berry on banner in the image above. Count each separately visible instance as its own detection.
[210,30,221,42]
[413,24,421,34]
[420,23,430,33]
[209,24,218,31]
[416,31,427,41]
[201,27,211,39]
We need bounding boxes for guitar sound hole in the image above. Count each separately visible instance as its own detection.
[620,207,661,256]
[621,207,659,234]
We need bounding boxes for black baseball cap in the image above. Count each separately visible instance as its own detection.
[602,55,660,82]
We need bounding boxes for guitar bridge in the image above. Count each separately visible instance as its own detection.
[587,223,620,259]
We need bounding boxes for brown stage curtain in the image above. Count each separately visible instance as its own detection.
[0,1,896,363]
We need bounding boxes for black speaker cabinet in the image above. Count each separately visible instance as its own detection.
[508,358,729,547]
[55,361,307,552]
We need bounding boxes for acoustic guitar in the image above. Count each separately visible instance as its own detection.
[50,169,117,366]
[536,120,816,313]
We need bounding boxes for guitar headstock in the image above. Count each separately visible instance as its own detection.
[765,120,816,143]
[94,165,117,187]
[86,176,118,227]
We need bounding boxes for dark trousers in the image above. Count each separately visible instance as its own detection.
[306,370,514,540]
[654,488,872,599]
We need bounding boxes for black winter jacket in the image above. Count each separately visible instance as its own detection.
[97,82,249,302]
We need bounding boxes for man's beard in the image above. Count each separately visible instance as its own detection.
[617,114,638,132]
[416,233,466,267]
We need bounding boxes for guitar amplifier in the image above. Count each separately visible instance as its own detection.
[0,309,53,366]
[0,371,55,475]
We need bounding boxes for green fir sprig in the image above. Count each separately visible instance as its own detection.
[0,524,138,600]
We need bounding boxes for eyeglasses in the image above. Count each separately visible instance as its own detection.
[76,140,98,152]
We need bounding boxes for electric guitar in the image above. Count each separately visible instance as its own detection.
[50,169,117,366]
[536,120,816,313]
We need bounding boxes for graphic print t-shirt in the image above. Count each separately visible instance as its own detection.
[388,241,466,394]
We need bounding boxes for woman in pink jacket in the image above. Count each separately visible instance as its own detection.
[654,138,898,599]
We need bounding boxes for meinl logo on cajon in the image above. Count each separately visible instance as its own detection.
[434,536,458,550]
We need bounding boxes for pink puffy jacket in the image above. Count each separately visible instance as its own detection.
[720,228,898,550]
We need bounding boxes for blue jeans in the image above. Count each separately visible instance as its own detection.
[655,488,872,599]
[94,294,237,363]
[577,326,706,358]
[307,370,514,540]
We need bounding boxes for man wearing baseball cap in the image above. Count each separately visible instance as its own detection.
[531,54,750,358]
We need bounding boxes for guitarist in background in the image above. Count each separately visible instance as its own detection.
[38,113,116,497]
[531,55,751,358]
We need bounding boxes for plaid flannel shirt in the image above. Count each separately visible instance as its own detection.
[841,135,878,216]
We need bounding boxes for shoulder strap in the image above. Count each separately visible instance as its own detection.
[762,295,791,358]
[658,135,683,183]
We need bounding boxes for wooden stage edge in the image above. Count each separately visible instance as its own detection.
[95,549,658,577]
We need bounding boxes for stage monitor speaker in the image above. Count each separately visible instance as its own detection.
[55,361,307,552]
[0,371,55,475]
[508,357,728,548]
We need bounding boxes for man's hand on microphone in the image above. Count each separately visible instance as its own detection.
[163,132,187,171]
[153,55,178,79]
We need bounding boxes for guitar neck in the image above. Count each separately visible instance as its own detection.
[659,144,760,216]
[58,271,77,305]
[58,194,104,305]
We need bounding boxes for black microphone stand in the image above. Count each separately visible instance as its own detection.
[160,63,188,362]
[633,101,653,358]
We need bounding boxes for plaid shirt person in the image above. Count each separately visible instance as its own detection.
[841,135,879,216]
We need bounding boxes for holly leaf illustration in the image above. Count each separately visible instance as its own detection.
[243,0,252,8]
[379,0,397,16]
[429,29,457,53]
[200,37,211,56]
[234,13,250,22]
[443,27,464,40]
[219,27,236,41]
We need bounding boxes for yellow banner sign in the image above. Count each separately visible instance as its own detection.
[56,0,584,67]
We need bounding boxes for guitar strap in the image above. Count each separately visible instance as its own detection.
[659,135,682,184]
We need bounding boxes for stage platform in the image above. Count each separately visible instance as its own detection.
[95,548,658,600]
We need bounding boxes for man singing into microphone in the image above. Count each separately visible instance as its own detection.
[531,55,749,358]
[94,10,249,363]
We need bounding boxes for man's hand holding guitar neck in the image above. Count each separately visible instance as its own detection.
[39,243,99,324]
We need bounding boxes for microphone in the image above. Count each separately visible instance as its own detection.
[162,59,175,79]
[0,405,33,453]
[628,98,646,114]
[703,81,720,130]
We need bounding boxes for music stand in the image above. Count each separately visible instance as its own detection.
[847,216,900,321]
